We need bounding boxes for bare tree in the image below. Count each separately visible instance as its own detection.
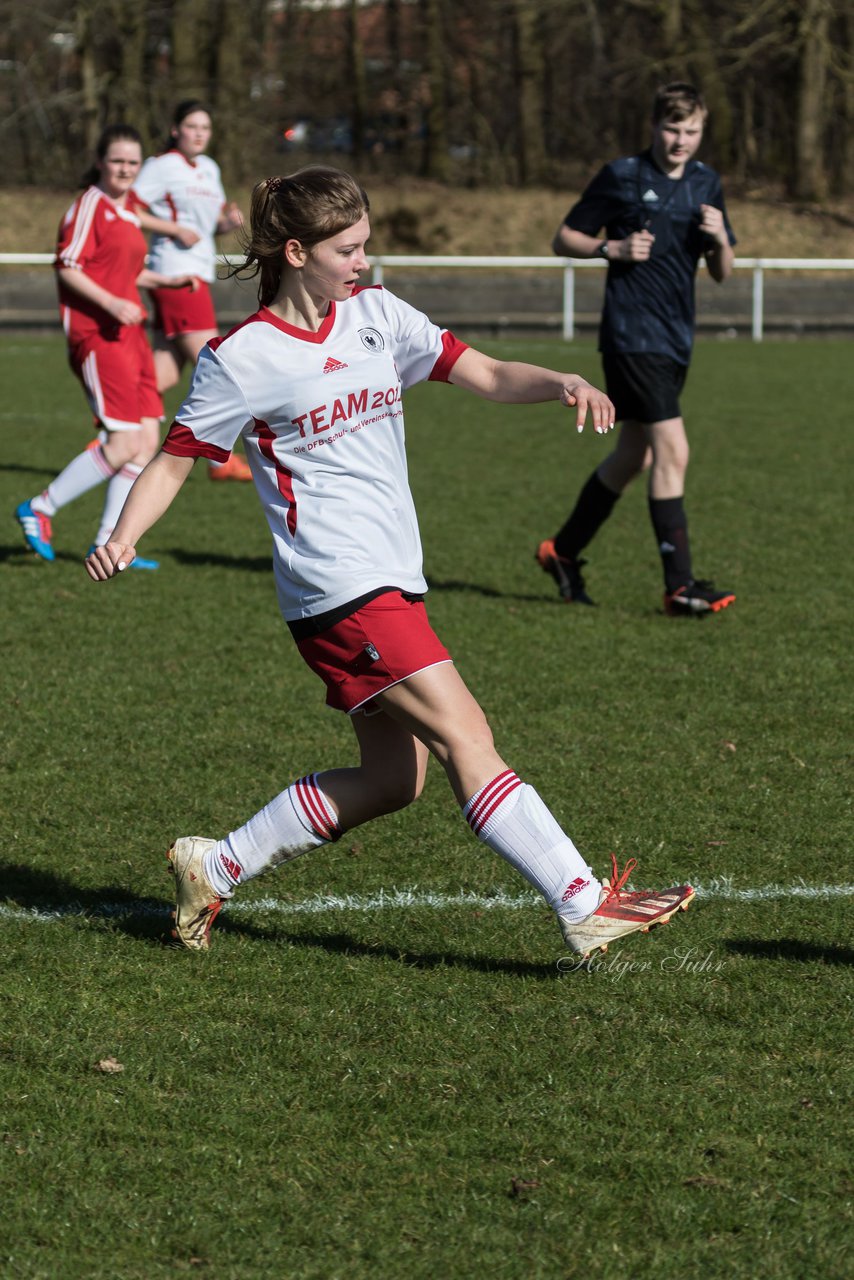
[509,0,546,183]
[419,0,450,180]
[794,0,833,199]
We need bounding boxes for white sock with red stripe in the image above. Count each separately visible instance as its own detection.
[32,445,116,517]
[463,770,601,923]
[94,462,143,545]
[203,773,343,896]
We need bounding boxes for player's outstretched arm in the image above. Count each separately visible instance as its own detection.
[137,268,198,292]
[447,347,615,435]
[136,208,201,248]
[85,452,195,581]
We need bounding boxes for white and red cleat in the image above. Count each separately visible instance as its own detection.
[560,854,694,958]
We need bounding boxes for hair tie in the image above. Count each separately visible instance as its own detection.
[265,176,285,194]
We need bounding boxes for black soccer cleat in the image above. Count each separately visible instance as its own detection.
[535,539,594,605]
[664,579,736,617]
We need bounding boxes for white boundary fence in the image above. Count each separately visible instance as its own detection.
[2,253,853,342]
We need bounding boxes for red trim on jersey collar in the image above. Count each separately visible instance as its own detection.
[258,304,337,344]
[167,146,199,169]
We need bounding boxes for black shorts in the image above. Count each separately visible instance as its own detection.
[602,352,688,424]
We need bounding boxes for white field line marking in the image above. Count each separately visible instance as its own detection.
[0,879,853,925]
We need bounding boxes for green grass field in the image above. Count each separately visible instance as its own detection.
[1,335,851,1279]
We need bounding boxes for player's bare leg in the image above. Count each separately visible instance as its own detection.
[376,662,693,958]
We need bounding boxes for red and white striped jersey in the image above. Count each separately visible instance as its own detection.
[133,151,227,282]
[55,187,148,343]
[163,286,468,621]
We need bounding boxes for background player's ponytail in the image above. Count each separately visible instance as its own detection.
[233,166,370,307]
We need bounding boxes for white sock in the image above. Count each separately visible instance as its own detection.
[203,773,343,896]
[463,771,601,923]
[33,445,115,516]
[94,462,142,545]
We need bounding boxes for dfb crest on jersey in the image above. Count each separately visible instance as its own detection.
[358,327,385,353]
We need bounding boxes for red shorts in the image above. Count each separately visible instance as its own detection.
[150,281,217,338]
[295,592,452,714]
[69,326,162,430]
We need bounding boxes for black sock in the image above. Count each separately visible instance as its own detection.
[554,471,620,560]
[648,496,692,592]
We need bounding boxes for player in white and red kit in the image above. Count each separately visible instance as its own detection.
[133,100,251,482]
[14,124,196,567]
[86,167,695,960]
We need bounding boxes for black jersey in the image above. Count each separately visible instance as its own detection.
[564,149,736,365]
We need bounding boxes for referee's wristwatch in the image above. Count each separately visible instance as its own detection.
[597,240,610,259]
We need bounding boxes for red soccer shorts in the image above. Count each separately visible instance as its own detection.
[295,591,452,714]
[150,280,217,337]
[69,325,162,431]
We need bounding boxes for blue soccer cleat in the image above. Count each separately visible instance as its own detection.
[15,501,55,561]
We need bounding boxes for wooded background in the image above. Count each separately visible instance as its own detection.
[1,0,852,200]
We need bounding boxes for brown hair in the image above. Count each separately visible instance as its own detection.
[652,82,708,124]
[167,99,212,150]
[80,123,143,188]
[234,166,370,306]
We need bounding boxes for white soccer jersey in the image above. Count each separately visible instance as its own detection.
[133,151,227,281]
[163,287,468,621]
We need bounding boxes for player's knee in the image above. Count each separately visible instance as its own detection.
[102,433,137,468]
[371,768,425,815]
[440,713,495,766]
[155,365,180,393]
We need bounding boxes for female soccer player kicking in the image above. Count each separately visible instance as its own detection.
[86,166,694,959]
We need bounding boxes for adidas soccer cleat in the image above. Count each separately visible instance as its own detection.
[15,501,55,561]
[664,579,735,616]
[167,836,222,951]
[208,453,253,482]
[559,854,694,959]
[535,539,594,605]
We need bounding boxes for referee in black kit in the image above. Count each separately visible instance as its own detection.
[537,82,737,617]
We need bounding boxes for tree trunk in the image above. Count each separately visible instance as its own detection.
[794,0,831,199]
[510,0,546,184]
[420,0,449,181]
[213,0,245,180]
[171,0,211,103]
[75,2,101,155]
[108,0,147,142]
[349,0,368,159]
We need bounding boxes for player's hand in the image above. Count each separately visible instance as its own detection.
[107,297,145,326]
[172,275,199,292]
[699,203,727,244]
[561,380,616,434]
[173,224,202,248]
[85,541,137,581]
[617,229,655,262]
[222,201,244,230]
